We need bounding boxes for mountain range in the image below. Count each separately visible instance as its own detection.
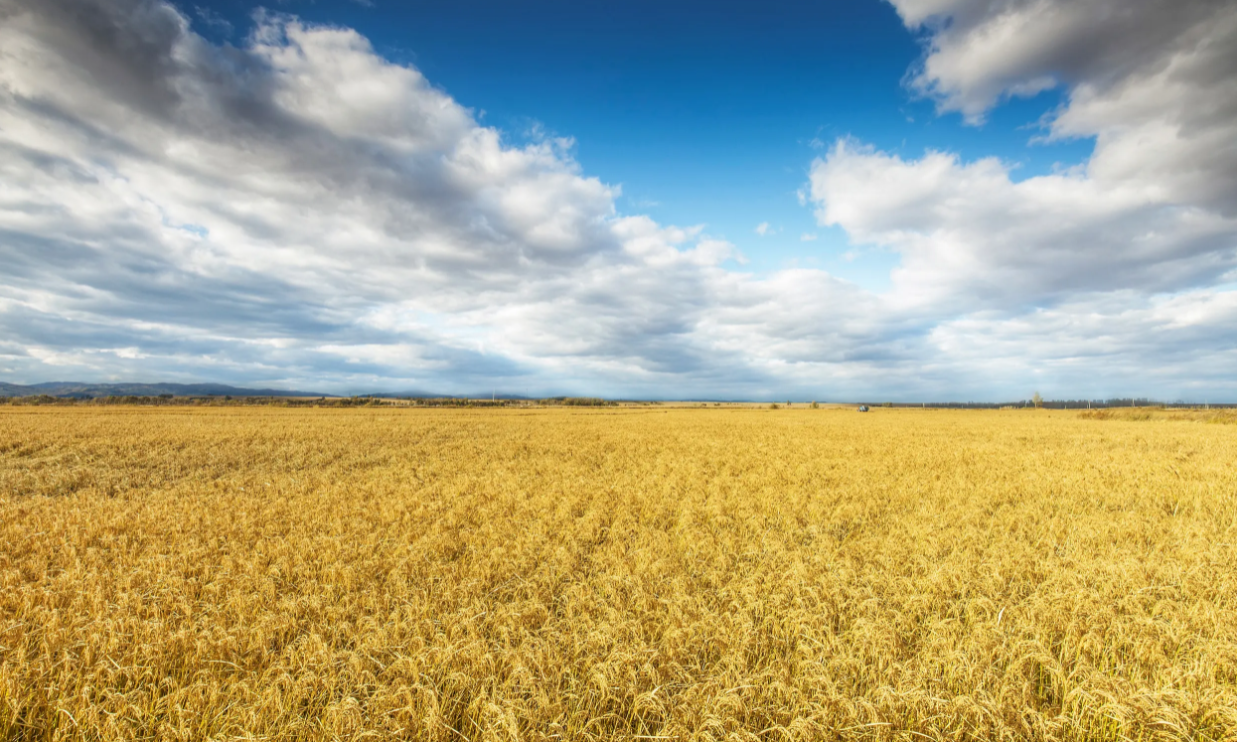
[0,382,329,398]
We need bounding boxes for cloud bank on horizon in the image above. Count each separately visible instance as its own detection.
[0,0,1234,399]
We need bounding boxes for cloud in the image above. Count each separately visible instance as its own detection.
[754,222,771,236]
[810,140,1235,311]
[800,233,817,242]
[0,0,863,397]
[851,0,1237,304]
[799,0,1237,394]
[0,0,1234,399]
[927,291,1237,399]
[889,0,1237,220]
[892,0,1229,121]
[193,6,232,35]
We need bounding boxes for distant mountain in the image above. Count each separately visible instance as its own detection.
[0,381,329,398]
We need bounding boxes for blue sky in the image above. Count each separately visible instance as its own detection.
[1,0,1235,399]
[192,0,1093,284]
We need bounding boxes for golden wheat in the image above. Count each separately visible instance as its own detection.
[1,406,1235,741]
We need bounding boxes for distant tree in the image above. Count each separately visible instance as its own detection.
[1032,391,1043,409]
[810,401,819,409]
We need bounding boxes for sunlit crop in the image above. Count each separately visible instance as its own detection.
[2,406,1236,741]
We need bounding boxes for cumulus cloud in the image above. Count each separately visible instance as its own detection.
[811,140,1235,310]
[927,291,1237,399]
[799,0,1237,396]
[888,0,1237,217]
[0,0,879,397]
[0,0,1234,399]
[754,222,772,236]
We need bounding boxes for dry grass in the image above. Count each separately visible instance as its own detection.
[1077,407,1237,425]
[2,406,1236,741]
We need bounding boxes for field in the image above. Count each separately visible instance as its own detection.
[2,406,1236,741]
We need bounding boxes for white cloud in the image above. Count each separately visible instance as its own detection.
[926,290,1237,399]
[797,0,1237,395]
[810,140,1235,310]
[800,233,818,242]
[888,0,1237,218]
[754,221,772,236]
[0,0,1234,400]
[0,0,851,397]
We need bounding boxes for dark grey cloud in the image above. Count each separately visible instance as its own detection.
[895,0,1228,114]
[892,0,1237,215]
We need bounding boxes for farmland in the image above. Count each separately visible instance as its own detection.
[2,406,1236,741]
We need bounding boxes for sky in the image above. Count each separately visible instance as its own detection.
[0,0,1235,400]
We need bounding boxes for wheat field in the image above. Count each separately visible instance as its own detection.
[1,406,1235,741]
